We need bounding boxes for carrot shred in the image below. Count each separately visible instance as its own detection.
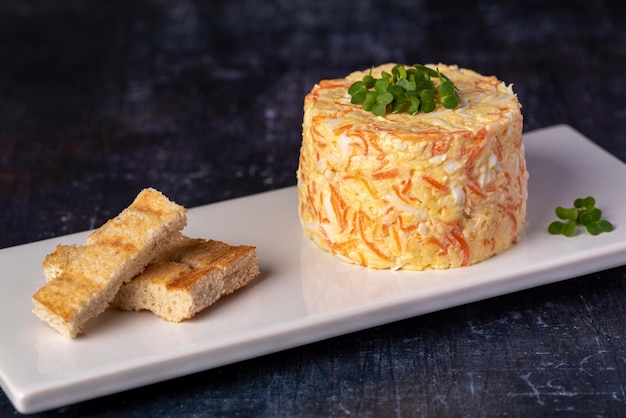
[365,131,385,154]
[424,237,446,251]
[422,175,449,192]
[400,178,412,195]
[466,183,485,198]
[344,174,377,199]
[450,230,470,266]
[329,184,347,231]
[356,210,390,261]
[391,184,412,204]
[333,124,354,136]
[497,203,518,231]
[348,130,369,155]
[318,79,348,90]
[431,139,450,156]
[398,216,418,233]
[372,169,399,180]
[493,141,503,161]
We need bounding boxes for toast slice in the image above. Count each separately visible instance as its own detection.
[33,188,187,338]
[43,234,260,322]
[113,234,259,322]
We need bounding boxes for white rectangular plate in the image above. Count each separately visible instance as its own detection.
[2,125,626,413]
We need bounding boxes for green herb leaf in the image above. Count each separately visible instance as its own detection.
[586,223,601,236]
[397,78,416,91]
[362,91,377,111]
[562,221,576,237]
[548,221,566,235]
[376,92,393,106]
[556,206,578,222]
[442,95,459,109]
[387,85,406,102]
[548,196,614,237]
[390,100,405,114]
[579,208,602,225]
[438,80,456,97]
[363,74,376,89]
[347,64,461,116]
[392,64,407,81]
[414,63,440,79]
[350,90,367,105]
[407,96,421,115]
[348,81,365,95]
[374,78,389,93]
[420,89,436,113]
[371,102,387,116]
[597,220,614,232]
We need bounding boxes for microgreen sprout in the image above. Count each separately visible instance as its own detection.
[548,196,614,237]
[348,64,460,116]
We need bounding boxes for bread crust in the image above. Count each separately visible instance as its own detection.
[33,188,187,338]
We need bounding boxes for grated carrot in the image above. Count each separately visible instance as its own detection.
[372,168,400,180]
[400,177,412,195]
[483,238,496,251]
[449,229,470,266]
[333,123,354,136]
[497,203,518,231]
[329,184,348,231]
[422,175,449,192]
[318,79,349,90]
[344,174,378,200]
[356,210,391,261]
[398,216,418,233]
[466,182,486,198]
[431,139,450,156]
[391,184,412,204]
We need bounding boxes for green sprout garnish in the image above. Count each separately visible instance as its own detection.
[548,196,614,237]
[348,64,460,117]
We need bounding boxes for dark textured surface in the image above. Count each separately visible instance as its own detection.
[1,0,625,416]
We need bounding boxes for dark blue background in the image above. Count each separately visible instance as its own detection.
[1,1,625,416]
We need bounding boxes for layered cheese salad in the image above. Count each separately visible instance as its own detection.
[296,63,528,270]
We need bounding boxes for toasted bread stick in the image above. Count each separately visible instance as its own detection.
[43,234,260,323]
[33,188,187,338]
[113,235,259,322]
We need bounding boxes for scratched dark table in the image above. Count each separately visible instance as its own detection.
[1,0,625,416]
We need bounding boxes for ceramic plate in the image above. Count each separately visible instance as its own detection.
[2,125,625,413]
